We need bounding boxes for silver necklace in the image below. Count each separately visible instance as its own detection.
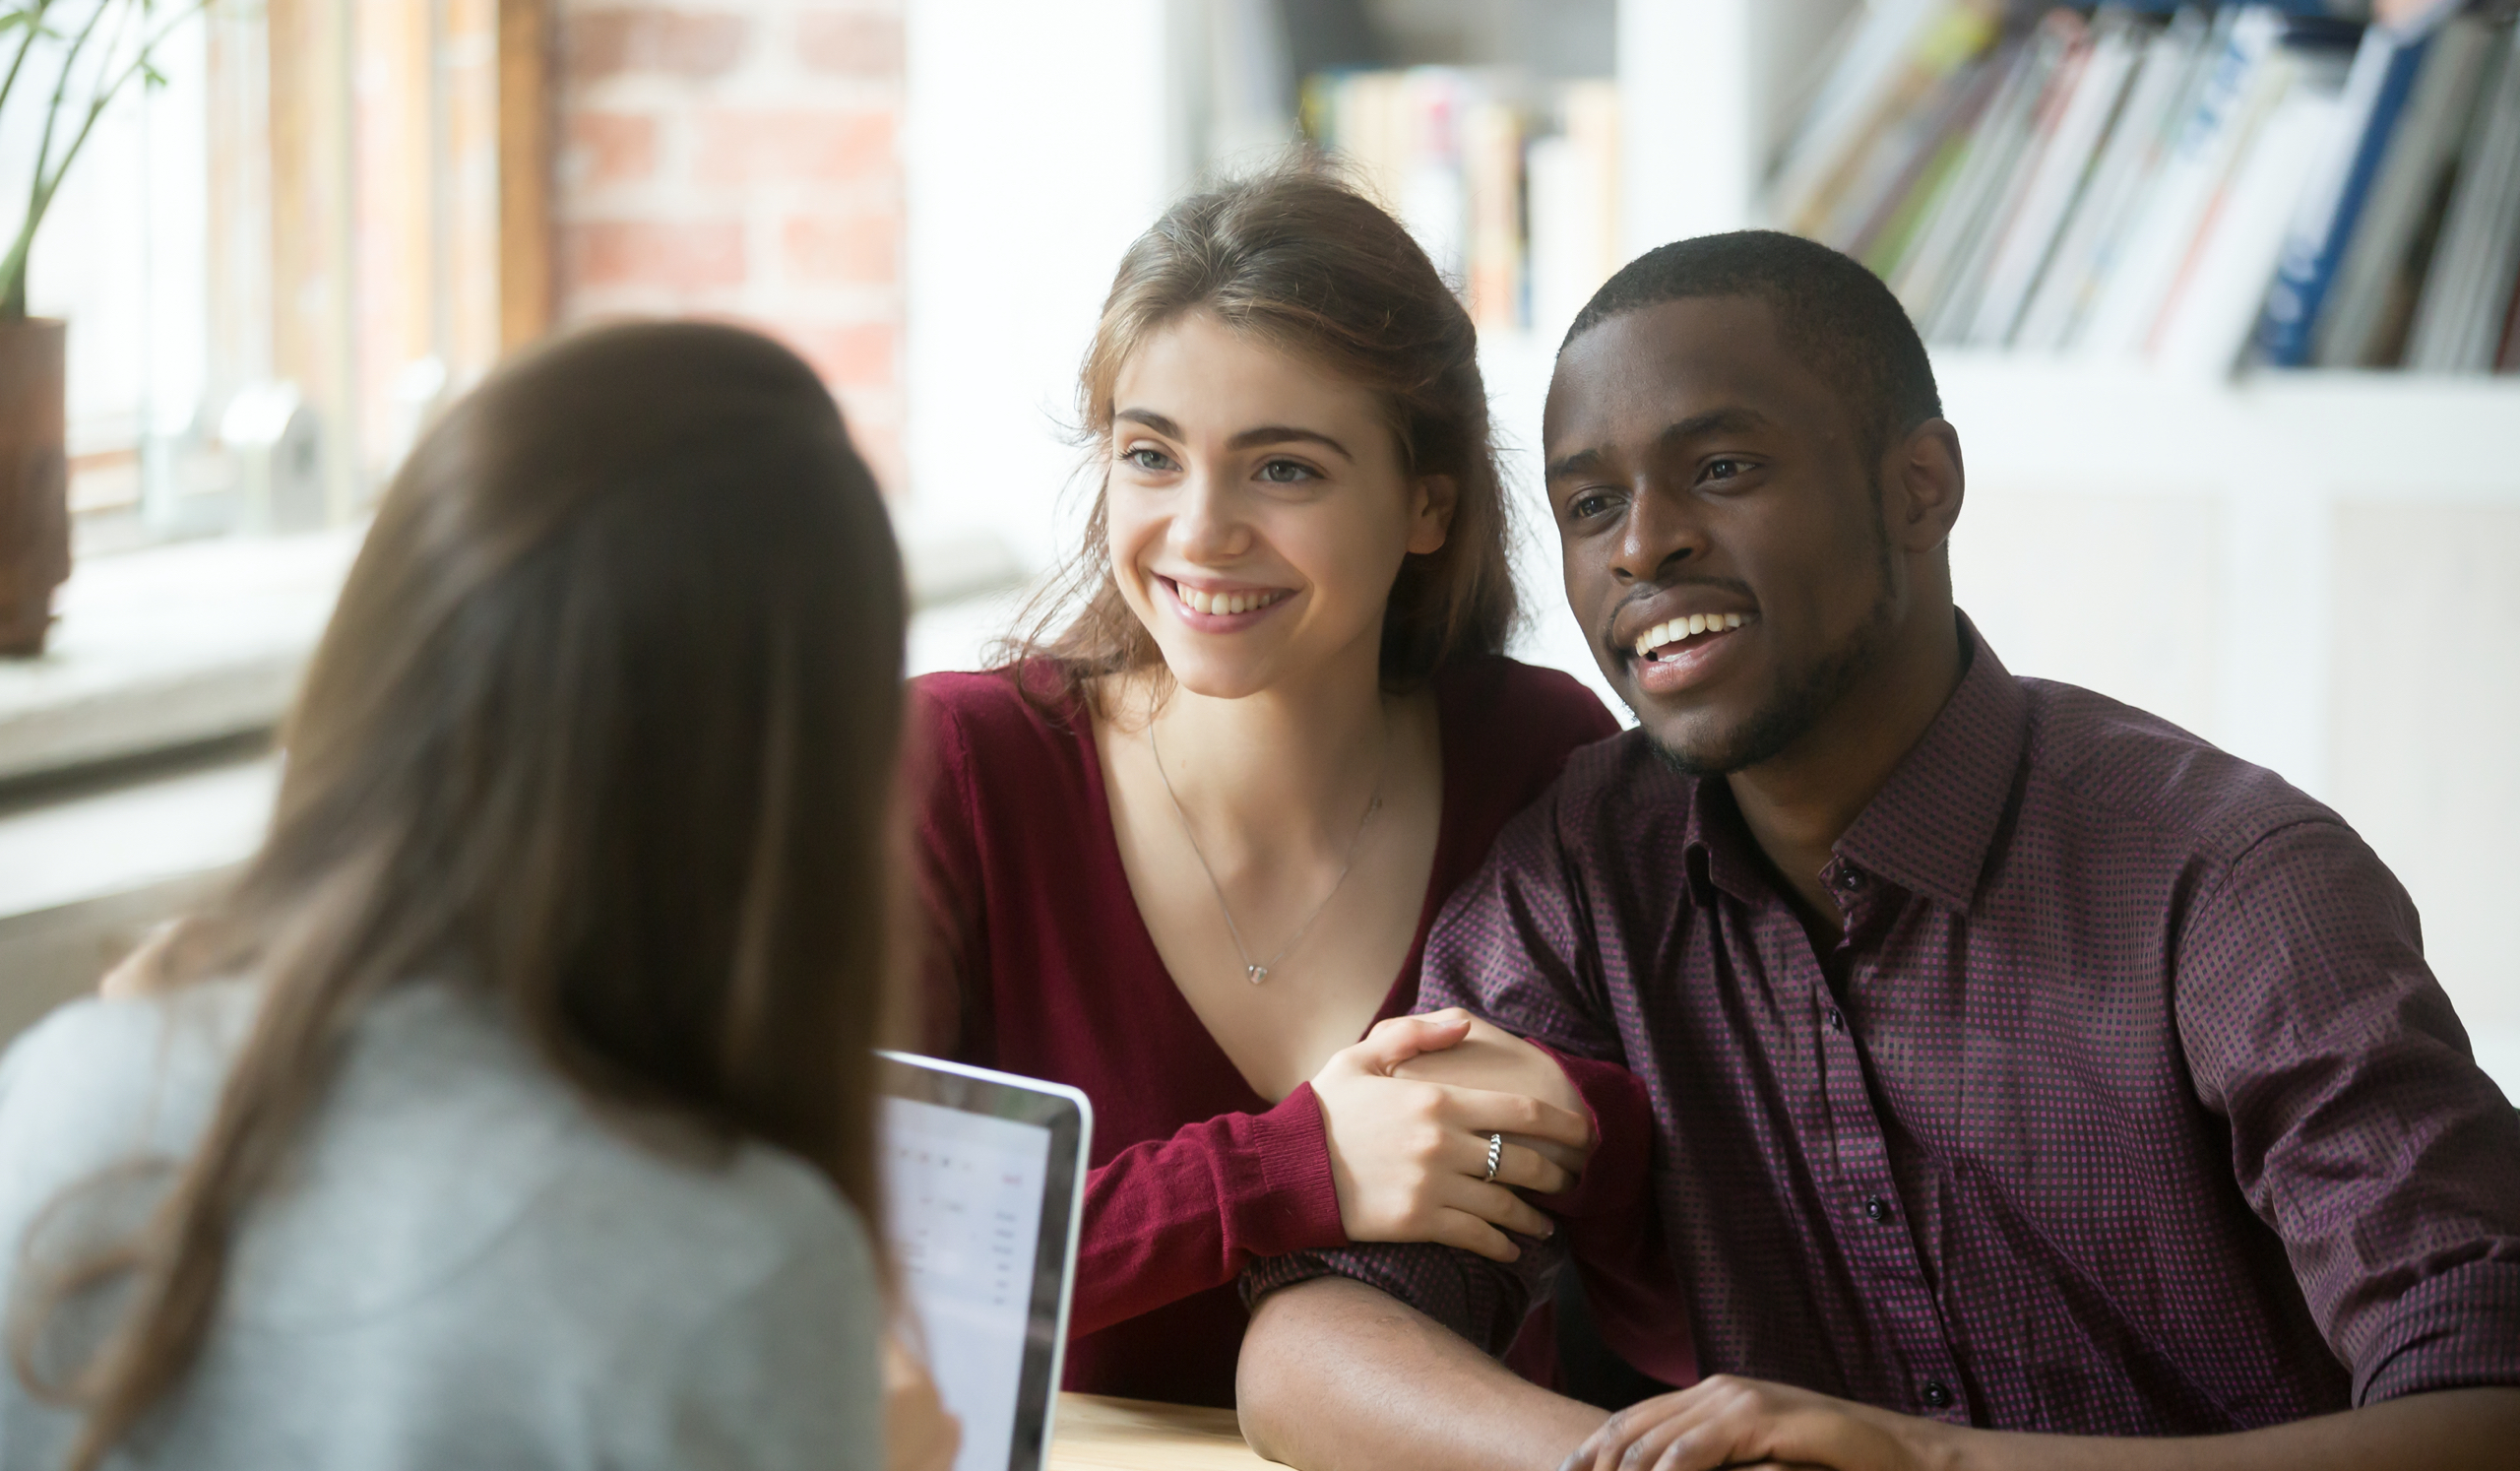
[1146,711,1385,985]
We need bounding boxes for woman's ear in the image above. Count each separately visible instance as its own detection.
[1408,474,1458,556]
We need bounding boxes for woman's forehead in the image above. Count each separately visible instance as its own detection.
[1111,315,1398,451]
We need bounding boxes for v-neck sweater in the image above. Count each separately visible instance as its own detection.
[910,656,1619,1407]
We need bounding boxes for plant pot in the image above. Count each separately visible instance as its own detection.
[0,318,68,658]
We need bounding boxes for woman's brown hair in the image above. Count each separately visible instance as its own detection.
[12,321,908,1468]
[1011,162,1518,699]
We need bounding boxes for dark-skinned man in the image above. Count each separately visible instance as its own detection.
[1233,232,2520,1471]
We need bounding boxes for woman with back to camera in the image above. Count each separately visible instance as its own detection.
[0,323,951,1470]
[914,165,1643,1407]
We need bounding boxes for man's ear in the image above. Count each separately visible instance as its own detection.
[1887,419,1964,555]
[1408,474,1459,556]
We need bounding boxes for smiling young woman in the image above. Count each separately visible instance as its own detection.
[908,167,1638,1408]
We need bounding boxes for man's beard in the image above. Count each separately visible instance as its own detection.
[1652,480,1901,778]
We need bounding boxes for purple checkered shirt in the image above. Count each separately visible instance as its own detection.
[1245,619,2520,1435]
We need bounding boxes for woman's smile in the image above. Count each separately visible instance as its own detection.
[1160,574,1297,629]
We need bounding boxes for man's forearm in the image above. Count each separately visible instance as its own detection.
[1236,1277,1605,1471]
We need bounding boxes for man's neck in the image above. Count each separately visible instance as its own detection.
[1727,607,1967,931]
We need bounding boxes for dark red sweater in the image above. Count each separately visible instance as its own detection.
[909,656,1620,1407]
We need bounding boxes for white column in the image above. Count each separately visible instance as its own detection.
[901,0,1181,570]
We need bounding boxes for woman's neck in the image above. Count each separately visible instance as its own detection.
[1125,643,1392,864]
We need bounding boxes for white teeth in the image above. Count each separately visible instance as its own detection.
[1631,611,1751,659]
[1177,584,1285,618]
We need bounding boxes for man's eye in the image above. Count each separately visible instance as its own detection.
[1568,491,1617,521]
[1124,447,1177,473]
[1703,458,1749,483]
[1256,459,1317,484]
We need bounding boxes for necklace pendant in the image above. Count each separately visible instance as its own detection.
[1246,965,1268,985]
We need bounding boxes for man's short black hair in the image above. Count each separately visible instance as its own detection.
[1565,230,1943,453]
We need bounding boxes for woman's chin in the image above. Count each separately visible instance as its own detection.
[1158,656,1279,703]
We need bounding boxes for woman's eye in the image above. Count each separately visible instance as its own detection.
[1123,446,1177,474]
[1255,459,1318,484]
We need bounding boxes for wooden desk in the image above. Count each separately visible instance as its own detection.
[1048,1393,1275,1469]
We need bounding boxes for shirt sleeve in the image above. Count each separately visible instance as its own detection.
[1065,1085,1350,1338]
[2175,817,2520,1405]
[1241,784,1643,1355]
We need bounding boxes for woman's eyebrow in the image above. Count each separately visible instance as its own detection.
[1114,408,1183,438]
[1226,425,1353,461]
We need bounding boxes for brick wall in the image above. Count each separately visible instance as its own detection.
[553,1,906,492]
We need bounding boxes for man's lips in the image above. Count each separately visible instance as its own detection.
[1617,609,1756,697]
[1629,610,1750,661]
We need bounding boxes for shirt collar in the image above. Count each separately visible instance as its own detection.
[1677,611,2027,917]
[1831,611,2026,914]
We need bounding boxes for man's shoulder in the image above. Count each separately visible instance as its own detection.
[1519,729,1700,849]
[2016,677,2341,864]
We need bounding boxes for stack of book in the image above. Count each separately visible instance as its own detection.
[1302,69,1622,340]
[1768,1,2520,375]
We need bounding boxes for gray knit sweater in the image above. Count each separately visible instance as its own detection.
[0,978,880,1470]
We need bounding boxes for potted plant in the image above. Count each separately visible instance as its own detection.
[0,0,203,655]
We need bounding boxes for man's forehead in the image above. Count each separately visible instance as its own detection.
[1544,295,1818,454]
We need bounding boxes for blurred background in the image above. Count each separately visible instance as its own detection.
[0,0,2511,1094]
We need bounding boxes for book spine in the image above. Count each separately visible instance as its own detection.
[2256,26,2426,366]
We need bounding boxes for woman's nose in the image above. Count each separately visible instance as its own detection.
[1168,473,1250,561]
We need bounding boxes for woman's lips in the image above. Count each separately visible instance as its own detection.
[1161,576,1295,631]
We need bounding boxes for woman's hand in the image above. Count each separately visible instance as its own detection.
[1310,1008,1595,1262]
[883,1336,961,1471]
[1562,1375,1946,1471]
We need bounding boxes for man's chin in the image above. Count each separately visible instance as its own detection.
[1639,697,1815,779]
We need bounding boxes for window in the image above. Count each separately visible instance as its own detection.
[5,0,548,556]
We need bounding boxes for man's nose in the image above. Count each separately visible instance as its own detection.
[1168,471,1250,561]
[1607,483,1702,584]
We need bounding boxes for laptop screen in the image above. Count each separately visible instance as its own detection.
[877,1054,1091,1471]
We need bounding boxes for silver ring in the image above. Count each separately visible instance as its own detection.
[1482,1132,1504,1183]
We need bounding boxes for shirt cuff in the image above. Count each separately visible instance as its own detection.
[1228,1081,1348,1258]
[1531,1043,1653,1220]
[2354,1257,2520,1404]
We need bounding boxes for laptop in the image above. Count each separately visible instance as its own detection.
[876,1052,1093,1471]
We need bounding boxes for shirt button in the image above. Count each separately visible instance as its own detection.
[1836,867,1865,891]
[1921,1380,1952,1410]
[1862,1195,1889,1222]
[1825,1006,1846,1033]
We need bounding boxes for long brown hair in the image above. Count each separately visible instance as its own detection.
[13,321,908,1468]
[1011,162,1518,702]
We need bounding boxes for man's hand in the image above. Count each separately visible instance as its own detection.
[1569,1381,2520,1471]
[1565,1375,1938,1471]
[1310,1008,1593,1262]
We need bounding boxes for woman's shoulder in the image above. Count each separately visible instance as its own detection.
[0,983,253,1182]
[1433,656,1622,764]
[912,664,1095,768]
